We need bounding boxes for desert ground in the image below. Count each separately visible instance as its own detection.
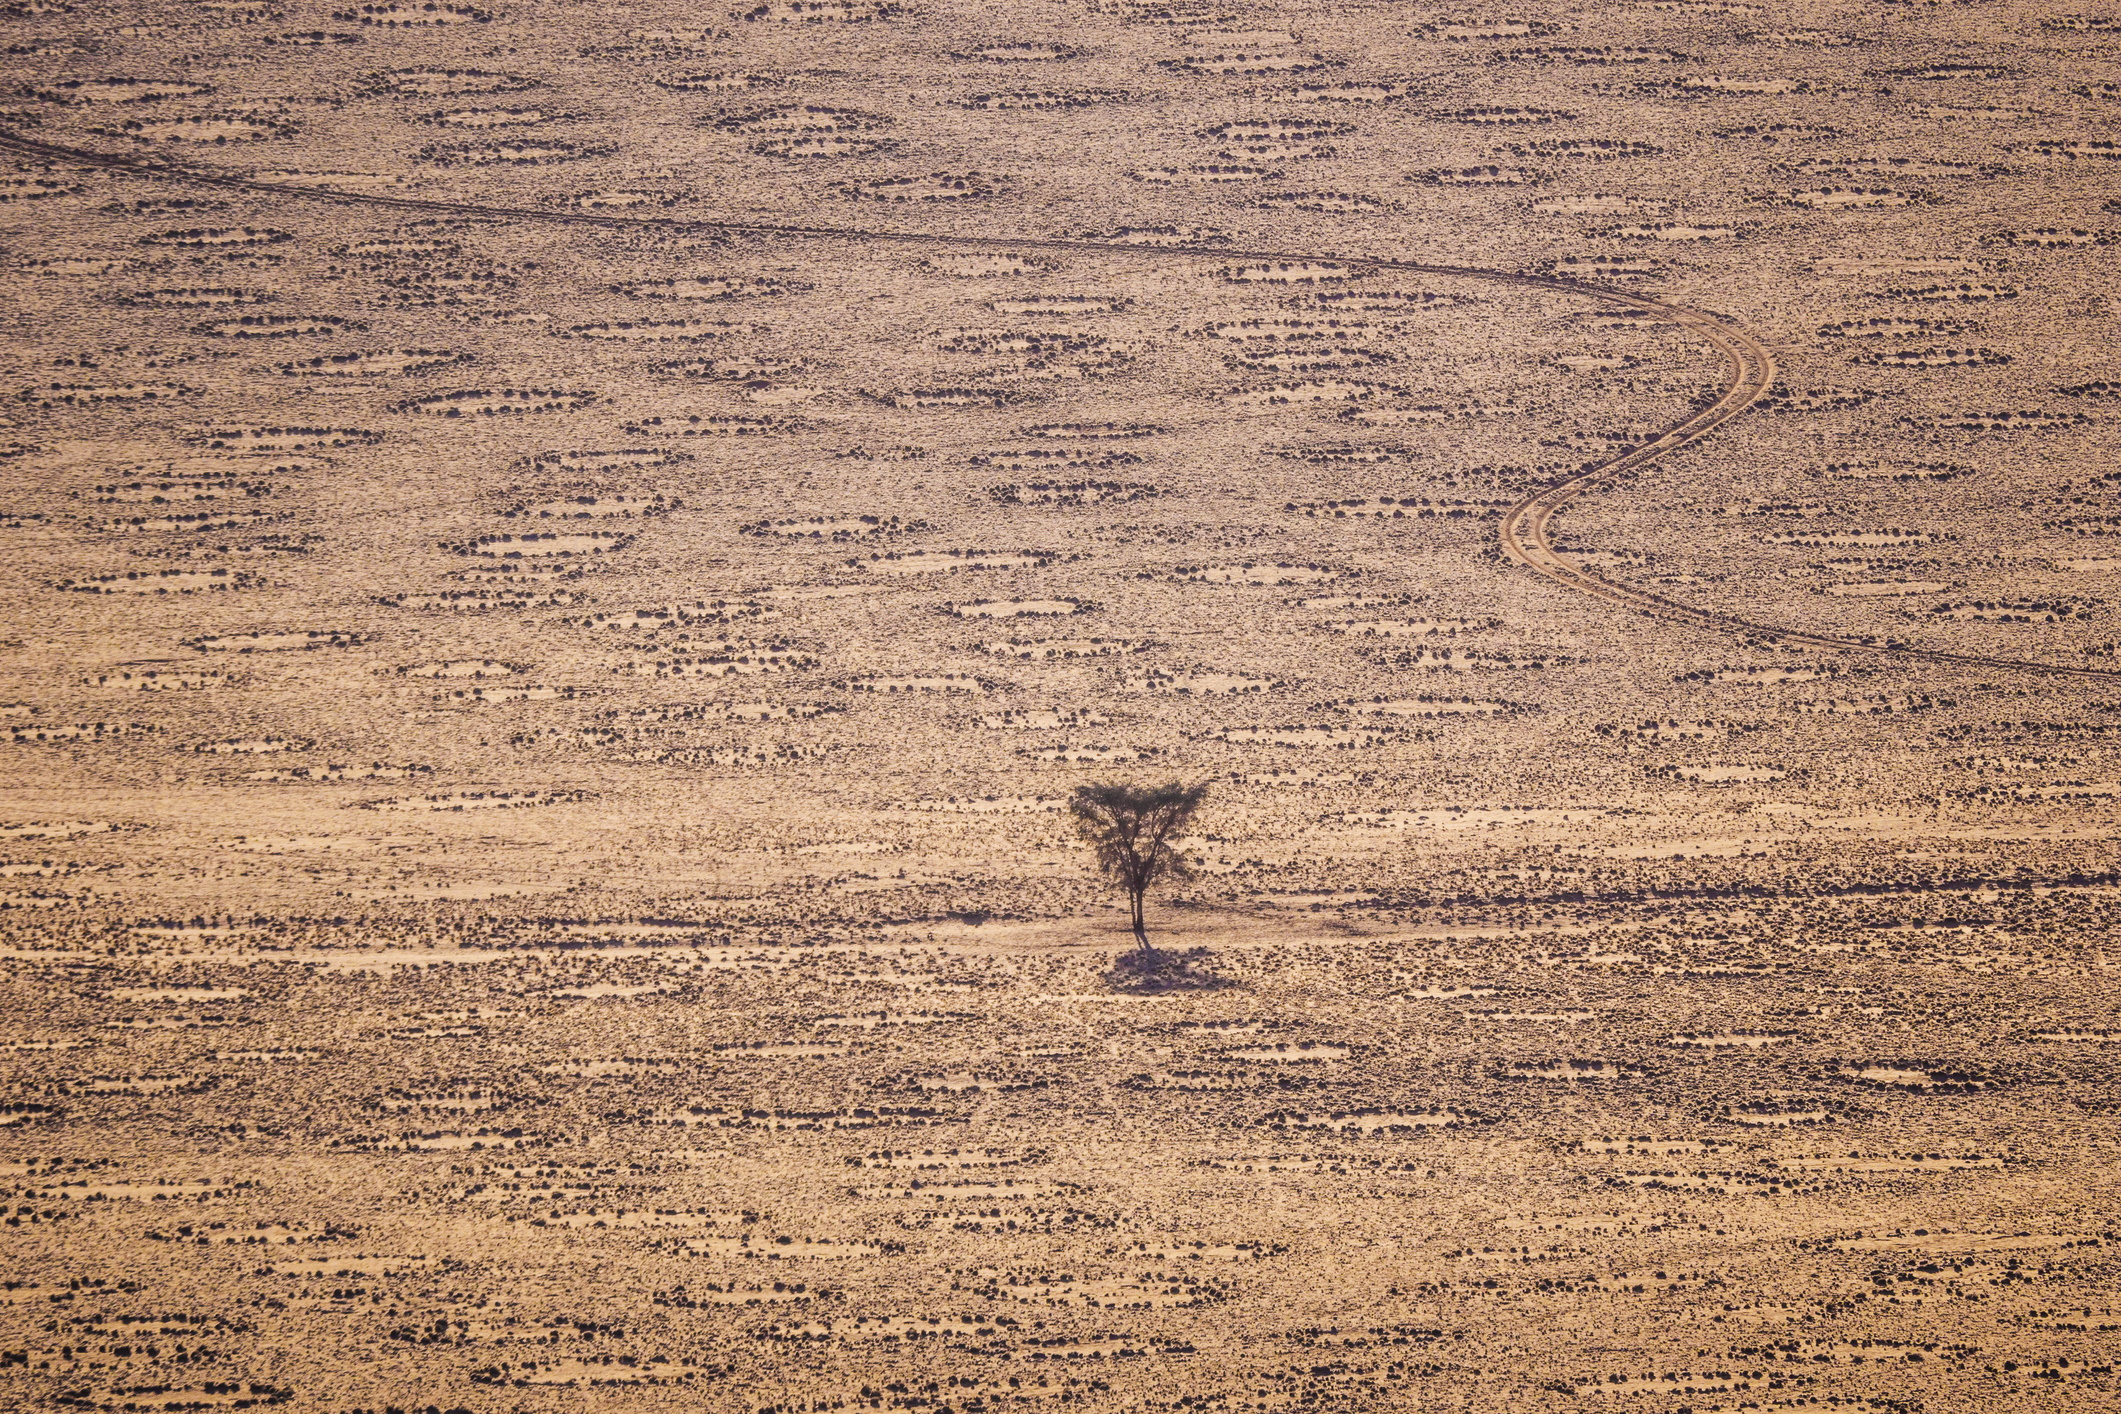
[0,0,2118,1410]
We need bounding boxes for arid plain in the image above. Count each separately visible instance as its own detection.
[1,0,2118,1410]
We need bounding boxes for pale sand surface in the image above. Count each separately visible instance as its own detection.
[0,2,2118,1409]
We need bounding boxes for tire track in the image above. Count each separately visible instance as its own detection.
[6,127,2116,683]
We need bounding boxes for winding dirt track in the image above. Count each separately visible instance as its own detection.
[8,127,2117,683]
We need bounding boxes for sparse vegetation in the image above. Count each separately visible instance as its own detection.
[0,5,2117,1408]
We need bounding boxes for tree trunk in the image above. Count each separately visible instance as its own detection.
[1129,887,1149,952]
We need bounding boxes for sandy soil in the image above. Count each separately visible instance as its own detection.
[0,1,2118,1409]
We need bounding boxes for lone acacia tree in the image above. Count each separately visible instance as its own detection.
[1069,779,1211,952]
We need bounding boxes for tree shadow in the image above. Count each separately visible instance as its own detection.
[1102,946,1236,995]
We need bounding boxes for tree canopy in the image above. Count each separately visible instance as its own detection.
[1069,779,1210,950]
